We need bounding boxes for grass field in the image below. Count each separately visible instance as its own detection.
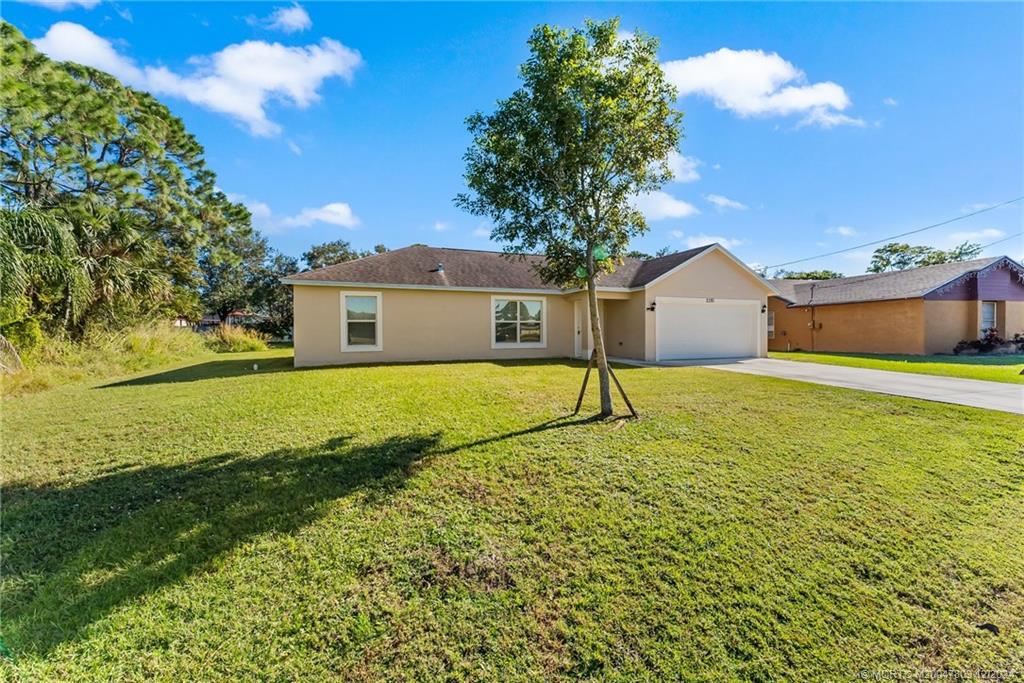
[3,348,1022,680]
[770,350,1024,384]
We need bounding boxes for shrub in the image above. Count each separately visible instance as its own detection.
[953,329,1011,355]
[1,322,210,397]
[203,324,269,353]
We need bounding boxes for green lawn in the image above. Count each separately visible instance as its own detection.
[770,350,1024,384]
[3,349,1023,680]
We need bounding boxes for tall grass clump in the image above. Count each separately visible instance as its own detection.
[203,324,269,353]
[1,323,211,397]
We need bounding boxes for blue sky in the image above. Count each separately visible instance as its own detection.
[8,1,1023,274]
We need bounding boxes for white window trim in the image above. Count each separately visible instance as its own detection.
[340,291,383,352]
[980,301,997,333]
[767,310,776,340]
[490,295,547,349]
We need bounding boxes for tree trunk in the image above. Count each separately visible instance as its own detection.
[586,247,613,417]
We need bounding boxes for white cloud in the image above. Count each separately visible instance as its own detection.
[632,191,699,221]
[17,0,100,10]
[797,108,866,129]
[704,193,748,211]
[433,221,451,232]
[882,97,898,107]
[472,227,491,238]
[826,225,857,237]
[33,22,361,137]
[221,194,358,233]
[113,4,132,22]
[287,140,303,155]
[947,228,1004,243]
[960,202,1005,214]
[674,232,746,250]
[281,202,360,229]
[248,3,312,33]
[666,151,701,183]
[246,201,273,222]
[712,163,722,171]
[223,192,273,228]
[662,47,863,128]
[34,21,143,81]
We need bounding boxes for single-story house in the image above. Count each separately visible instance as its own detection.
[282,243,779,367]
[768,256,1024,355]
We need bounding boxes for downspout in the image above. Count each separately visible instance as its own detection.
[808,282,817,352]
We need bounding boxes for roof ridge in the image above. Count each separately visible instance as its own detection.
[294,243,409,277]
[416,245,541,258]
[799,256,1000,291]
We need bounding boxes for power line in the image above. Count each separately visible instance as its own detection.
[765,196,1024,269]
[977,231,1023,251]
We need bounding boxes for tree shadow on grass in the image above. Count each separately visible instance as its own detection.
[99,356,298,387]
[0,411,617,659]
[97,356,600,388]
[1,432,441,657]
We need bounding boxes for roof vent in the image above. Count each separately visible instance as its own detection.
[434,262,444,273]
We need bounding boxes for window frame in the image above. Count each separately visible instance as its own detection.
[490,295,547,349]
[980,300,997,334]
[340,291,383,352]
[767,309,776,340]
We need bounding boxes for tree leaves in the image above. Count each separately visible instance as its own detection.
[0,21,251,338]
[455,18,682,287]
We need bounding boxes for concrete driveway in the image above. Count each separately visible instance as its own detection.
[614,357,1023,414]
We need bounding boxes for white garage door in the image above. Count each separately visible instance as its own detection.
[656,297,760,360]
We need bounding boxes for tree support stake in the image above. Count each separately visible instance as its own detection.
[573,350,639,419]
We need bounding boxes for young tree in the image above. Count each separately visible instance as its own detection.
[456,19,682,417]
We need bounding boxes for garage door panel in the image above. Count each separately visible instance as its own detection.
[656,299,759,360]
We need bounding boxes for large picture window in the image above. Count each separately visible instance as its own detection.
[492,297,545,348]
[341,292,382,351]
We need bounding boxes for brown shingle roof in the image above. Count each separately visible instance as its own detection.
[284,244,716,290]
[770,257,1003,306]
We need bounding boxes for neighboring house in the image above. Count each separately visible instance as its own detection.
[282,243,778,367]
[198,310,256,329]
[768,256,1024,355]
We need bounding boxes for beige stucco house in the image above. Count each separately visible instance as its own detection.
[282,243,779,367]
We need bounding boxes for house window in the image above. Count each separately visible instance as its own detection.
[767,310,775,340]
[492,296,546,348]
[980,301,997,335]
[341,292,382,351]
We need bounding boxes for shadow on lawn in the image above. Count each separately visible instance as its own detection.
[100,356,297,387]
[97,356,607,388]
[1,412,611,658]
[2,432,441,657]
